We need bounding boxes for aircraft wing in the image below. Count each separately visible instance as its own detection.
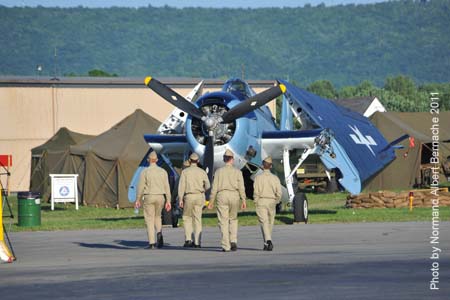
[261,129,322,159]
[274,80,398,194]
[143,134,189,159]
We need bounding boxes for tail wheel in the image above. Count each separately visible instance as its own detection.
[293,192,308,224]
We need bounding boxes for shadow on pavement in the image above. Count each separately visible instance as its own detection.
[75,240,262,252]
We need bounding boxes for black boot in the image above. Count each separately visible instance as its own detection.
[157,232,164,248]
[267,240,273,251]
[183,240,193,248]
[230,242,237,251]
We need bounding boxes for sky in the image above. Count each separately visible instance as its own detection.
[0,0,389,8]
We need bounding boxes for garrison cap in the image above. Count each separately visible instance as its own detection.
[263,156,273,164]
[224,149,234,158]
[190,153,199,161]
[149,151,158,160]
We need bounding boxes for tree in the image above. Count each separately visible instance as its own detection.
[88,69,118,77]
[306,80,337,99]
[384,75,416,99]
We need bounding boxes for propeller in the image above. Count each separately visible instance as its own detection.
[220,84,286,123]
[144,76,286,191]
[145,76,205,120]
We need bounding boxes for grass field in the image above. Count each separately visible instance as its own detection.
[2,192,450,232]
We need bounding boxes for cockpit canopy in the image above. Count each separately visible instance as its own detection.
[222,78,256,100]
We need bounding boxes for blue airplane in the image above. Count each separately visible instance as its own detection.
[129,77,406,224]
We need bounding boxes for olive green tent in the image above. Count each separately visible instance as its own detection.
[365,111,450,191]
[61,109,160,208]
[30,127,93,201]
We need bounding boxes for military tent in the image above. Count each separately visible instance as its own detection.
[30,127,93,201]
[365,111,450,191]
[61,109,160,208]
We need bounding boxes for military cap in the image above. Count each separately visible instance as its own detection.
[149,151,158,160]
[263,156,273,164]
[190,153,199,161]
[224,149,234,157]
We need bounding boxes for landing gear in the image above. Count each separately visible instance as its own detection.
[293,192,308,224]
[326,177,339,193]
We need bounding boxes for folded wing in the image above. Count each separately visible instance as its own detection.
[271,80,398,194]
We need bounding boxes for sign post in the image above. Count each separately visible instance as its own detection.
[49,174,79,210]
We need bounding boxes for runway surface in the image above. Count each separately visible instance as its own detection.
[1,222,449,299]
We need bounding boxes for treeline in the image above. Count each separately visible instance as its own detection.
[304,75,450,111]
[1,0,449,87]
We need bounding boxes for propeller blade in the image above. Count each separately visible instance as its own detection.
[221,84,286,123]
[145,76,205,119]
[203,134,215,199]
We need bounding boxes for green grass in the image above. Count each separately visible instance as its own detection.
[3,193,450,232]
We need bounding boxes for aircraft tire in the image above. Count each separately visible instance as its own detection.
[162,208,172,226]
[293,192,308,224]
[276,202,282,214]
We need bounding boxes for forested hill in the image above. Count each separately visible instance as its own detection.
[1,0,449,87]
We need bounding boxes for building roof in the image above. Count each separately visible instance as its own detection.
[333,96,378,115]
[0,76,276,89]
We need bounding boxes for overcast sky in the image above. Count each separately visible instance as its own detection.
[0,0,389,8]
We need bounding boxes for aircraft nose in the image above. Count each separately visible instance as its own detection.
[205,117,216,129]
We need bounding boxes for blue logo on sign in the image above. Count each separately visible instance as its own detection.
[59,186,70,197]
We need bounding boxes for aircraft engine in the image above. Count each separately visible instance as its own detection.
[191,101,236,146]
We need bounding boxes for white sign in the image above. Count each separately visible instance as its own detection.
[50,174,79,210]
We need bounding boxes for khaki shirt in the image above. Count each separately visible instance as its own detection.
[210,164,246,204]
[178,164,210,200]
[137,164,171,202]
[253,169,282,203]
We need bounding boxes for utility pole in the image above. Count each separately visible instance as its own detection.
[53,47,58,79]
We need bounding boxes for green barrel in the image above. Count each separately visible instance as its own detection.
[18,192,41,227]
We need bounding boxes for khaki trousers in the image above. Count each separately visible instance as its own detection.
[182,194,205,244]
[216,191,239,251]
[255,198,277,242]
[143,194,164,244]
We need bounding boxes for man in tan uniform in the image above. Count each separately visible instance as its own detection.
[208,149,246,252]
[253,156,282,251]
[135,151,172,249]
[178,153,210,248]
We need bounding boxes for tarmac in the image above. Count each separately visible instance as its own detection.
[1,222,449,300]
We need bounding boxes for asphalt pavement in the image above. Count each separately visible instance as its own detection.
[1,222,449,299]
